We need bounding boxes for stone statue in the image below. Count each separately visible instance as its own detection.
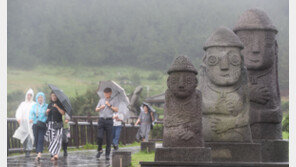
[233,9,282,139]
[198,26,252,142]
[155,55,211,162]
[163,55,204,147]
[128,86,143,117]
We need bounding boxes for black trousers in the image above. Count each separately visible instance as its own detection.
[97,118,113,156]
[33,124,46,153]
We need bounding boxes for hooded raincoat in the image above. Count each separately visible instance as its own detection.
[29,92,48,124]
[13,89,36,145]
[29,92,48,153]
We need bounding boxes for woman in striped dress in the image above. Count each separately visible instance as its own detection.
[45,92,65,161]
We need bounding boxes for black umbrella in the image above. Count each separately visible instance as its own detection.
[48,84,72,117]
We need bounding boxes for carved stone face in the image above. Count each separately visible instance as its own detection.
[236,30,275,70]
[167,72,197,99]
[204,47,242,86]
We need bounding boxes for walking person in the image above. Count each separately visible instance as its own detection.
[45,91,65,161]
[135,104,154,142]
[62,113,71,157]
[13,88,36,157]
[112,112,124,150]
[29,92,48,161]
[95,87,119,160]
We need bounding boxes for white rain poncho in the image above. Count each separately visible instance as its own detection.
[13,89,36,144]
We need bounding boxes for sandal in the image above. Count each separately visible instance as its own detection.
[51,155,58,161]
[35,156,41,161]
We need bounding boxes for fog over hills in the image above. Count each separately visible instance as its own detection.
[8,0,289,92]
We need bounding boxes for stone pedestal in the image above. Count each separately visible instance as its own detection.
[205,142,262,162]
[112,151,131,167]
[251,123,283,140]
[254,139,289,162]
[155,147,211,162]
[141,142,156,152]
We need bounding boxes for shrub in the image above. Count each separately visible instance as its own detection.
[7,90,24,118]
[70,88,100,116]
[281,100,289,112]
[147,72,162,81]
[282,113,289,132]
[153,106,164,116]
[151,124,163,139]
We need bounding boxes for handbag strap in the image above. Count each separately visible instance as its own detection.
[36,105,39,118]
[52,103,54,121]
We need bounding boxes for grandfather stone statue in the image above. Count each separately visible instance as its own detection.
[163,55,203,147]
[197,27,263,163]
[199,26,252,142]
[155,55,211,162]
[234,9,288,162]
[233,9,282,140]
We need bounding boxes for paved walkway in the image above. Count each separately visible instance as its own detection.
[7,146,140,167]
[7,143,162,167]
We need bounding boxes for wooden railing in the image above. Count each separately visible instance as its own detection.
[7,117,140,154]
[71,116,139,125]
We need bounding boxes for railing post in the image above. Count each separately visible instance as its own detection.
[7,120,10,155]
[90,119,94,145]
[123,124,127,145]
[75,119,79,148]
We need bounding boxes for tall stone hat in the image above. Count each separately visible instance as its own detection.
[204,26,243,50]
[167,55,198,74]
[233,8,278,33]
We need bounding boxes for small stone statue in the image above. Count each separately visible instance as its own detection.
[155,55,211,162]
[198,26,252,142]
[163,55,204,147]
[234,9,282,139]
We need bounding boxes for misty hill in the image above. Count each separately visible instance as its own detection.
[8,0,289,92]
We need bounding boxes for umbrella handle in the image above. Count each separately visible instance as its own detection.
[110,92,120,101]
[99,91,121,113]
[100,99,115,113]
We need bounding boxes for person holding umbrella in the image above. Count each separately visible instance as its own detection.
[135,103,155,142]
[95,87,119,160]
[43,84,72,161]
[45,91,66,161]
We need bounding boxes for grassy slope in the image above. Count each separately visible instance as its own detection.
[8,65,167,98]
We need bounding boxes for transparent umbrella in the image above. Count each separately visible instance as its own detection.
[97,80,130,121]
[141,102,158,125]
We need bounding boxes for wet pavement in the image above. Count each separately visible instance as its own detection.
[7,146,140,167]
[7,143,162,167]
